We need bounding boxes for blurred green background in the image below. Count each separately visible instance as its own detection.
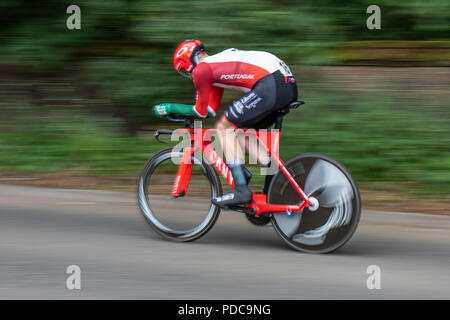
[0,0,448,197]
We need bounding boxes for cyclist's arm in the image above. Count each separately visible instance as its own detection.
[192,63,215,118]
[205,86,224,117]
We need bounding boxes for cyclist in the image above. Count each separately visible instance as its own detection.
[157,39,298,207]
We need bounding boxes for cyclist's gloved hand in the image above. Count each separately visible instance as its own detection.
[153,103,214,118]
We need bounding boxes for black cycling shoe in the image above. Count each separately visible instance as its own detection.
[212,184,253,207]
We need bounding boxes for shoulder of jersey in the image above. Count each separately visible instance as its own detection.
[203,48,242,63]
[192,61,213,81]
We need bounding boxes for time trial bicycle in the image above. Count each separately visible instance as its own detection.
[138,101,361,253]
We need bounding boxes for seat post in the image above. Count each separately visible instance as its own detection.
[274,112,286,131]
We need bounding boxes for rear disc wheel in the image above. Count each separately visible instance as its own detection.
[268,153,361,253]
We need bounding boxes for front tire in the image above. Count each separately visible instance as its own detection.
[138,147,222,242]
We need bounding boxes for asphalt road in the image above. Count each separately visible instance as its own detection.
[0,184,449,299]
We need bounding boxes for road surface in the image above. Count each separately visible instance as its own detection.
[0,184,449,299]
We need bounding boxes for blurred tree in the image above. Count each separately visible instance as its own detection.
[0,0,448,128]
[0,0,448,194]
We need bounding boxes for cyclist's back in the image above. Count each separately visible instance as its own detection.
[193,48,298,128]
[197,48,296,92]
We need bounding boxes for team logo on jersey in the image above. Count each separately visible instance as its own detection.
[220,74,255,80]
[232,101,244,114]
[285,76,296,83]
[241,92,257,104]
[232,92,262,114]
[246,97,262,110]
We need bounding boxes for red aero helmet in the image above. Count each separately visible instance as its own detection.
[173,40,205,76]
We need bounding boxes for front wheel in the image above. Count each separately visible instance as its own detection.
[268,153,361,253]
[138,147,222,242]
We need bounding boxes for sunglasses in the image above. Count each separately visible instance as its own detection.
[178,51,202,78]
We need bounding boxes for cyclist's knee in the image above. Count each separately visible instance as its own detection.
[215,116,233,132]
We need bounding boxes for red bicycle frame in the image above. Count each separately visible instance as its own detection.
[172,128,312,216]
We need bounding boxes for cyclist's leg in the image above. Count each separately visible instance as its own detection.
[238,130,270,167]
[236,71,298,175]
[213,115,252,206]
[213,74,279,207]
[215,115,244,169]
[226,73,278,168]
[216,117,269,171]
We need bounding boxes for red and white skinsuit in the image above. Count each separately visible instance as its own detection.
[191,48,296,120]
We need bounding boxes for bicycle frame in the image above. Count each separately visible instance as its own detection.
[172,127,312,216]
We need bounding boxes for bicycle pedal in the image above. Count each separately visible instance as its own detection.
[212,202,230,210]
